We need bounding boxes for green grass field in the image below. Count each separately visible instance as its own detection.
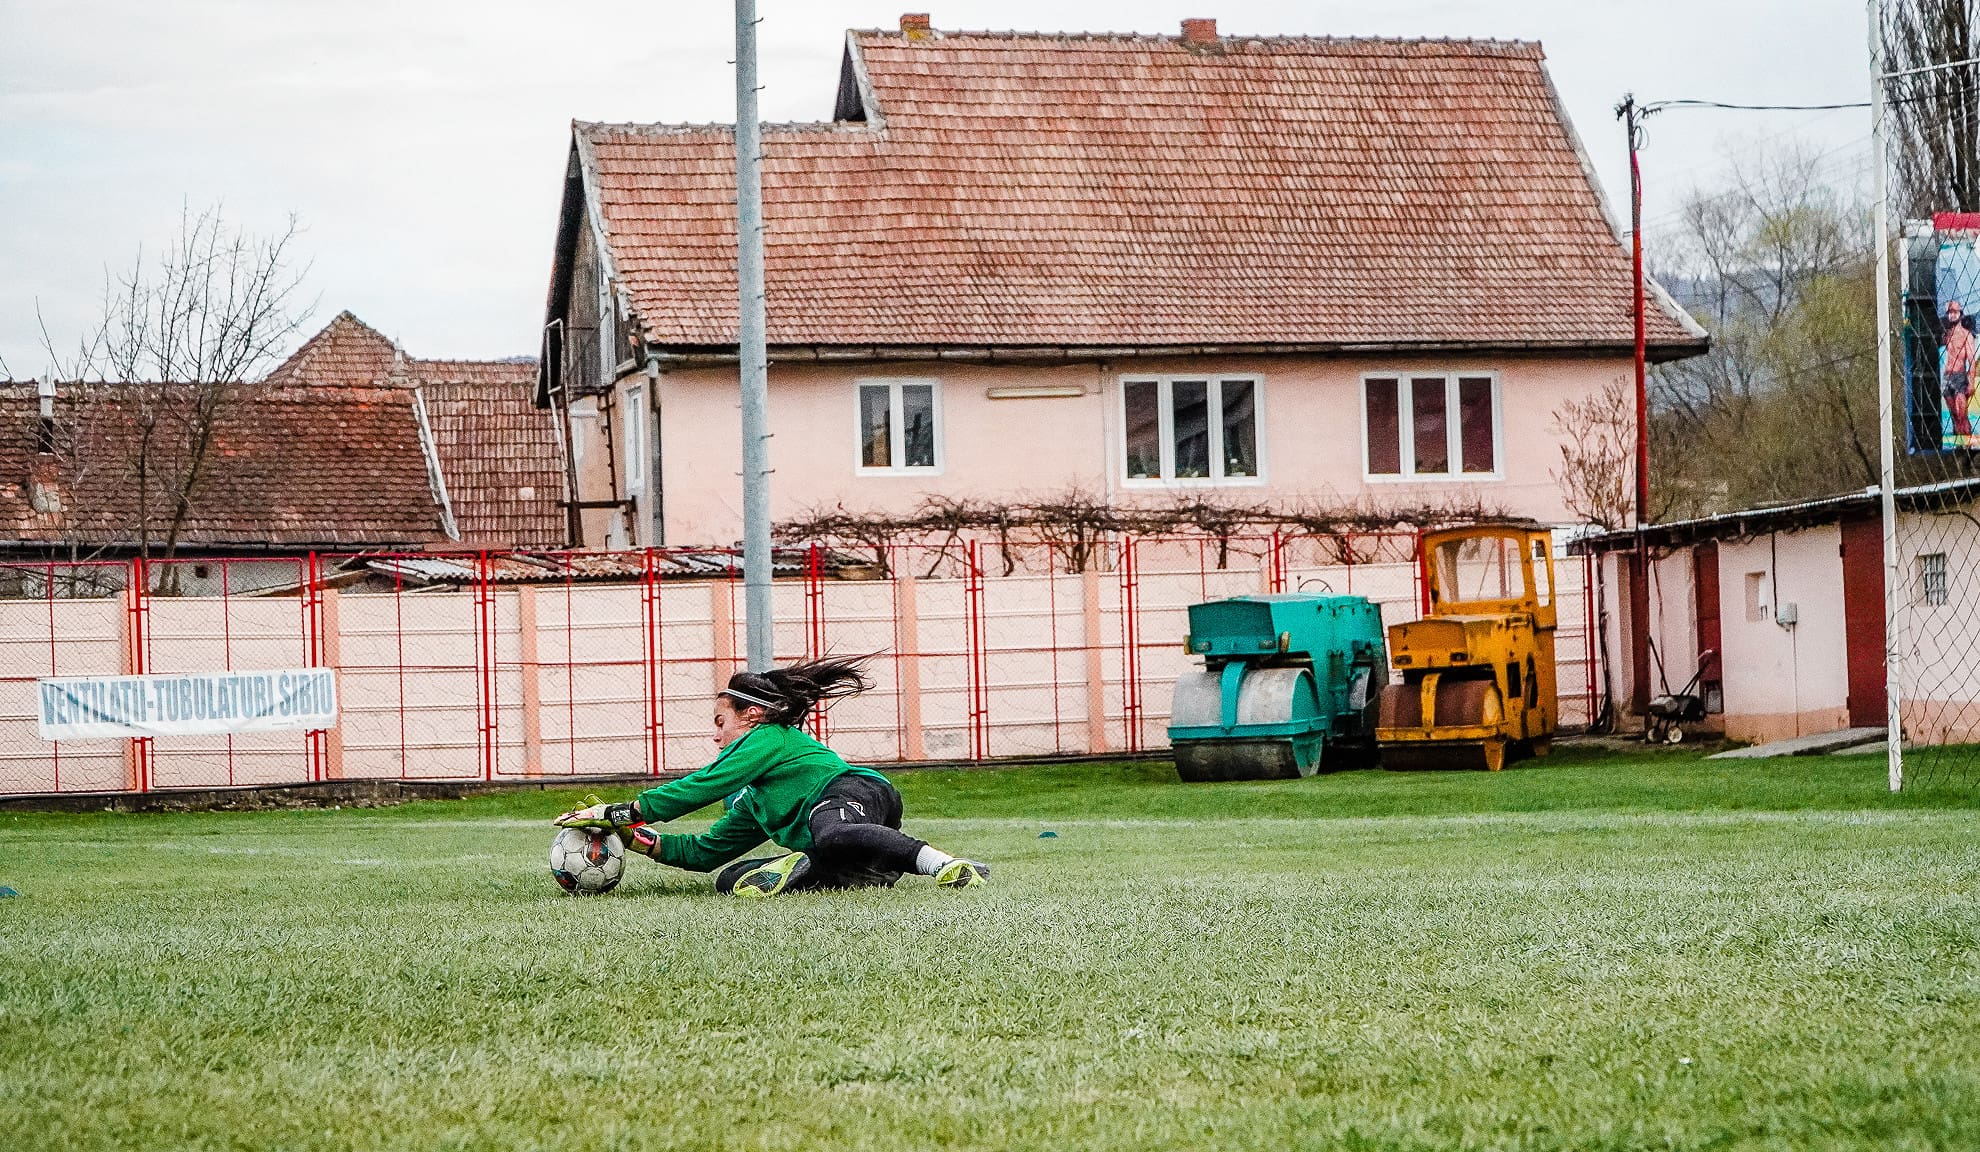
[4,747,1979,1150]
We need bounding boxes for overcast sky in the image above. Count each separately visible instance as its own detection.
[0,0,1871,375]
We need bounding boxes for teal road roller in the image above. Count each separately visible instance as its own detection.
[1168,594,1389,781]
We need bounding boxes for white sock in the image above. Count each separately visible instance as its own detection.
[914,845,955,876]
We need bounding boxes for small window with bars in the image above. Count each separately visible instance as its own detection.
[1919,552,1949,606]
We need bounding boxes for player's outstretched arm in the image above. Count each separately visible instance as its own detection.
[552,794,642,830]
[633,807,768,872]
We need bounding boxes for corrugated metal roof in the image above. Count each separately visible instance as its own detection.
[363,547,871,585]
[1571,478,1980,553]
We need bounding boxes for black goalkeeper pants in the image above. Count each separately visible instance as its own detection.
[714,773,925,894]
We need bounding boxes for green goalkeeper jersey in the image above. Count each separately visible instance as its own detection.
[631,723,889,872]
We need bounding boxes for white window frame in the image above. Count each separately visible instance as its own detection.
[1118,374,1267,487]
[568,406,596,472]
[853,378,944,475]
[1359,371,1504,482]
[1744,571,1768,622]
[597,268,620,387]
[622,383,648,495]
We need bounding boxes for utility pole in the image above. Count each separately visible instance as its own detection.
[1621,94,1650,528]
[735,0,773,672]
[1868,0,1902,791]
[1617,93,1654,722]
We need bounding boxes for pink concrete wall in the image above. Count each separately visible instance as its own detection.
[0,598,128,792]
[653,355,1636,544]
[0,549,1599,794]
[1711,530,1851,744]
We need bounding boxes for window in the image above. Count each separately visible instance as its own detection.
[1429,531,1526,605]
[1744,572,1768,622]
[622,384,648,495]
[1363,373,1499,479]
[1920,552,1949,606]
[856,379,941,473]
[568,407,595,471]
[1121,375,1263,484]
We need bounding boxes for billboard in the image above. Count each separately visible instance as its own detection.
[37,668,337,741]
[1904,212,1980,453]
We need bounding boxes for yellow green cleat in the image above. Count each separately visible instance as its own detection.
[728,852,813,898]
[934,859,991,889]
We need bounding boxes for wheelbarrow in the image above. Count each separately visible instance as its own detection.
[1645,646,1717,744]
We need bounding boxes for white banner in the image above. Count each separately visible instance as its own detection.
[37,669,337,741]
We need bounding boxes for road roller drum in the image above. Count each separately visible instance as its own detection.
[1166,594,1387,781]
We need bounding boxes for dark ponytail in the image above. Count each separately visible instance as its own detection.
[721,653,876,728]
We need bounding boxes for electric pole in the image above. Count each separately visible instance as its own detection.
[1617,93,1653,723]
[735,0,773,672]
[1619,94,1650,528]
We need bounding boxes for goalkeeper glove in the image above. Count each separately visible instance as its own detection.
[553,793,643,831]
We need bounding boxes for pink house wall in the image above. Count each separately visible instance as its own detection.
[646,354,1637,545]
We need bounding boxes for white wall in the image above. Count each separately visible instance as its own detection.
[1894,508,1980,744]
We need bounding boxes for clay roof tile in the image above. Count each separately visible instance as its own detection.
[577,29,1701,355]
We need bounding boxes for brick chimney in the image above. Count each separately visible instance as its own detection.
[1180,18,1218,46]
[900,13,931,38]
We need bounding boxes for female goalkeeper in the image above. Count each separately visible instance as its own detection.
[553,655,990,897]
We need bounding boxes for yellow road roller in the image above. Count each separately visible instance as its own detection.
[1376,522,1557,771]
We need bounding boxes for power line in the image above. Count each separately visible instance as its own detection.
[1648,98,1870,113]
[1639,80,1979,122]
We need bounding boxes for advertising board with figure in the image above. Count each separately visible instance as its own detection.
[1905,212,1980,452]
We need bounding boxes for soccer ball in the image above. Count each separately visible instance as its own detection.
[549,827,625,895]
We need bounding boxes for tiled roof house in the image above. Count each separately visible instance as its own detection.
[0,382,446,554]
[265,313,569,548]
[1,314,569,566]
[539,16,1708,547]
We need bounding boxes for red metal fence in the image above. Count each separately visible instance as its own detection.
[0,534,1600,795]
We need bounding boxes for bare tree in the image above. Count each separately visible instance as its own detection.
[1550,375,1637,530]
[1884,0,1980,215]
[33,206,311,573]
[1648,144,1880,518]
